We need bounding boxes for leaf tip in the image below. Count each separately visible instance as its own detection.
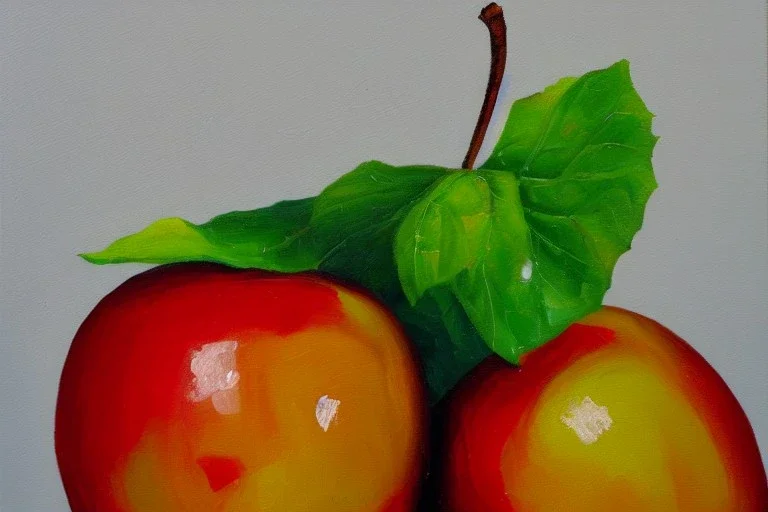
[399,278,425,307]
[611,59,633,80]
[79,251,105,264]
[355,159,388,171]
[405,293,421,308]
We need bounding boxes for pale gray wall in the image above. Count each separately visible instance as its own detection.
[2,1,766,509]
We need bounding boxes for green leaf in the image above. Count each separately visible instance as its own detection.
[82,161,445,281]
[483,58,658,349]
[395,60,657,362]
[480,60,657,179]
[312,161,448,301]
[394,170,543,362]
[81,198,319,272]
[489,59,658,335]
[82,60,657,400]
[395,172,490,303]
[393,287,490,402]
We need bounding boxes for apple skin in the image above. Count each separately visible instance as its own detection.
[55,263,426,512]
[441,306,767,512]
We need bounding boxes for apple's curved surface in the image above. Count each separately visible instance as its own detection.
[442,306,767,512]
[56,264,426,512]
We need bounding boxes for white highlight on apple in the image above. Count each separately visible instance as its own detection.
[189,340,241,415]
[315,395,341,432]
[560,396,613,445]
[521,260,533,281]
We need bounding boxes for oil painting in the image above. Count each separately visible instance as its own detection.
[2,1,766,511]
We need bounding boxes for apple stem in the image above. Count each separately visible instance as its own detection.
[462,3,507,170]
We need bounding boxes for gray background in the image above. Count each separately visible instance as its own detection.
[2,0,766,509]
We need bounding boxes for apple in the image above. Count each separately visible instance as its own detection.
[55,263,426,511]
[441,306,767,511]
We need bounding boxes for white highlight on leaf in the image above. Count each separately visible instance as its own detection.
[560,396,612,445]
[521,259,533,281]
[315,395,341,432]
[189,340,241,415]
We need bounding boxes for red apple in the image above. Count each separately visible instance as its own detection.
[442,306,767,511]
[55,264,426,511]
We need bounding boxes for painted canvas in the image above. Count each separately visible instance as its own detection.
[3,1,766,511]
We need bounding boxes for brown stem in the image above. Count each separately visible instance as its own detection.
[462,3,507,170]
